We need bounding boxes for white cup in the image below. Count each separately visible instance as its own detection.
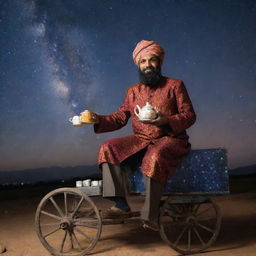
[69,115,82,126]
[83,179,91,187]
[99,180,103,187]
[91,180,99,186]
[76,180,82,187]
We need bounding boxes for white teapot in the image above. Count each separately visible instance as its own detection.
[134,102,158,120]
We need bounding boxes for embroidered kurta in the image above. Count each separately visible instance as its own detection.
[94,77,196,183]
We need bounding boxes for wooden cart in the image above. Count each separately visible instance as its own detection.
[35,148,229,255]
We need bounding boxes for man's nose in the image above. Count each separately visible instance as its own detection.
[145,60,151,66]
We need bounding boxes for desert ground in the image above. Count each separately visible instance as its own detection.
[0,187,255,256]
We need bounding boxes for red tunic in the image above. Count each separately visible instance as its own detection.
[94,77,196,183]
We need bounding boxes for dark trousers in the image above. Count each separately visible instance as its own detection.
[102,163,165,223]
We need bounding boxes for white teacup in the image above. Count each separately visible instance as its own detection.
[69,115,82,126]
[76,180,82,187]
[91,180,99,186]
[83,179,91,187]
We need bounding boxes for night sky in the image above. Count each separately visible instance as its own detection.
[0,0,255,174]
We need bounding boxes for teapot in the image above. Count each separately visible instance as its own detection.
[134,102,158,120]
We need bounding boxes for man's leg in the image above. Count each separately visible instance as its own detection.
[102,163,131,212]
[140,174,165,230]
[102,163,127,197]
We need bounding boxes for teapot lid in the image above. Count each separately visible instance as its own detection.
[145,102,153,109]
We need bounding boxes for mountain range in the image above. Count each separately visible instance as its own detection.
[0,164,255,186]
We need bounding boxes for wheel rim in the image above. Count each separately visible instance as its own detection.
[35,188,102,256]
[159,197,221,255]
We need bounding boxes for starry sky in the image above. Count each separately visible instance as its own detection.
[0,0,255,174]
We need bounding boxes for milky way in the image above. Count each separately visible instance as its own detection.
[28,0,96,111]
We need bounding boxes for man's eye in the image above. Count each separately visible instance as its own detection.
[140,59,146,63]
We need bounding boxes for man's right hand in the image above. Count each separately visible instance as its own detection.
[80,110,100,124]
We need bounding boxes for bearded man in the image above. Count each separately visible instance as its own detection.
[83,40,196,230]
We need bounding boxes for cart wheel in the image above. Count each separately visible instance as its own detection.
[159,197,221,255]
[35,188,102,256]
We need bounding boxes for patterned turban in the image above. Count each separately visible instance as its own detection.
[132,40,165,67]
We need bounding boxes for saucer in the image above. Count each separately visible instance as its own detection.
[139,118,155,121]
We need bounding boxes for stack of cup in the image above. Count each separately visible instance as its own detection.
[76,179,103,188]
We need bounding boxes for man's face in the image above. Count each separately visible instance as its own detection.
[138,53,162,86]
[139,53,160,74]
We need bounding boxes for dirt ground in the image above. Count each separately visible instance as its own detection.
[0,191,255,256]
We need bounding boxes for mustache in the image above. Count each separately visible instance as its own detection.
[143,66,155,72]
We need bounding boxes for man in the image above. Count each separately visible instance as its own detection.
[83,40,196,230]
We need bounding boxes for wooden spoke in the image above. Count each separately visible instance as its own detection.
[188,227,191,250]
[50,197,64,218]
[43,227,60,238]
[189,204,194,213]
[196,207,212,217]
[60,230,67,253]
[192,227,206,246]
[174,225,187,246]
[41,210,62,221]
[72,231,82,251]
[68,230,74,249]
[181,204,187,214]
[195,221,215,233]
[71,197,84,218]
[74,227,93,242]
[192,204,201,215]
[75,221,98,229]
[41,223,59,226]
[84,208,95,217]
[64,192,68,216]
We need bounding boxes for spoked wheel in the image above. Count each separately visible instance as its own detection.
[159,197,221,255]
[35,188,102,256]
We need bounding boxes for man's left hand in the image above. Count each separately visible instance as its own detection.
[138,112,169,127]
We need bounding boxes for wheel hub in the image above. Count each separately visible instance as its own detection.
[60,219,73,230]
[186,215,196,226]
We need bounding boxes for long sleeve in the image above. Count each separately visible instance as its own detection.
[168,81,196,134]
[94,89,131,133]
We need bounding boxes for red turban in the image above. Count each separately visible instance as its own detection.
[132,40,165,67]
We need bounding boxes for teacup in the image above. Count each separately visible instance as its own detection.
[91,180,99,186]
[69,115,82,126]
[76,180,82,187]
[80,110,97,124]
[83,179,91,187]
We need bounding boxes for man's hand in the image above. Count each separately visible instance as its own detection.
[80,110,100,124]
[138,112,169,127]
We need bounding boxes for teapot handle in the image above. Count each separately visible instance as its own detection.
[134,105,141,118]
[69,117,73,123]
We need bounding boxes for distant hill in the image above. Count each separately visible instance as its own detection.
[0,163,255,186]
[229,164,256,176]
[0,165,101,185]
